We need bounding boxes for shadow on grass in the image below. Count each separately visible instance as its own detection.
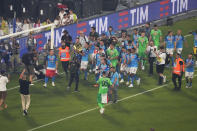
[111,102,131,114]
[1,110,16,121]
[24,116,39,127]
[102,113,124,127]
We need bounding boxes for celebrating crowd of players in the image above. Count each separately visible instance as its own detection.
[0,23,197,115]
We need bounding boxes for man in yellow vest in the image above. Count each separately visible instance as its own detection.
[172,53,185,90]
[59,41,70,79]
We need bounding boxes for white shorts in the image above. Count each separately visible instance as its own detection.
[166,48,174,55]
[127,67,138,74]
[80,61,88,70]
[185,71,194,79]
[95,66,99,74]
[176,48,183,54]
[120,64,126,72]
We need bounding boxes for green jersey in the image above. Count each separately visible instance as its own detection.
[150,29,162,47]
[97,77,112,94]
[138,36,148,51]
[107,48,119,67]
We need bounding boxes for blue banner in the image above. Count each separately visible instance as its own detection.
[18,0,197,57]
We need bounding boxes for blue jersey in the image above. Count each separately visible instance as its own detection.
[106,31,115,37]
[46,55,57,69]
[96,54,101,66]
[175,35,184,48]
[81,48,89,61]
[111,72,119,86]
[127,53,138,67]
[165,35,175,48]
[192,32,197,47]
[100,64,109,74]
[100,45,106,51]
[185,58,194,72]
[89,42,95,54]
[121,52,127,64]
[133,34,140,45]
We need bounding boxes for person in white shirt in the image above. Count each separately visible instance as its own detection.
[59,9,66,22]
[16,18,22,32]
[22,19,30,36]
[154,46,167,85]
[79,31,89,48]
[0,70,9,110]
[54,16,61,27]
[146,40,157,75]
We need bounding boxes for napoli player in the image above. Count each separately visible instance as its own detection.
[119,47,127,83]
[44,49,58,88]
[175,30,186,55]
[185,53,194,88]
[80,42,90,80]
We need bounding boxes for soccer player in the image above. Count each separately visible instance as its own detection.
[106,43,119,68]
[165,31,175,67]
[19,69,32,116]
[175,30,185,54]
[95,48,103,81]
[80,42,89,80]
[138,31,149,70]
[133,28,140,46]
[155,46,166,85]
[0,70,9,110]
[150,24,162,48]
[126,48,140,88]
[190,30,197,66]
[185,53,194,88]
[109,66,119,103]
[94,71,112,114]
[43,49,58,88]
[119,47,127,83]
[99,58,110,78]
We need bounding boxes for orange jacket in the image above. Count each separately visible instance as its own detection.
[173,58,185,75]
[59,47,70,61]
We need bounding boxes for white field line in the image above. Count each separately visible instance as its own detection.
[7,34,193,92]
[27,74,197,131]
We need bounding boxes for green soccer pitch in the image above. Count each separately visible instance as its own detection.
[1,17,197,131]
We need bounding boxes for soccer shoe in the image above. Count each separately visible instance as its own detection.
[120,79,124,83]
[89,69,92,73]
[30,83,34,86]
[128,84,134,88]
[136,78,141,86]
[142,66,145,70]
[100,108,105,114]
[52,82,55,87]
[23,110,28,116]
[186,85,189,88]
[126,81,129,85]
[67,86,70,91]
[43,83,47,88]
[163,76,166,83]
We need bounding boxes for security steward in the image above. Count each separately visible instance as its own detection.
[59,41,70,79]
[172,53,185,90]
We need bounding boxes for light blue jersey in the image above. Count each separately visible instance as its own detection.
[121,52,127,64]
[192,32,197,47]
[96,53,101,66]
[46,55,57,69]
[111,72,119,86]
[165,35,175,48]
[175,35,184,48]
[127,53,138,67]
[133,34,140,46]
[81,48,89,61]
[89,42,95,54]
[185,58,194,72]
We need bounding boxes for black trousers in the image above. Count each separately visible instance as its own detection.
[172,73,183,90]
[61,61,69,76]
[149,57,155,75]
[68,72,79,91]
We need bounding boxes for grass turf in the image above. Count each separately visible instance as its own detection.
[1,17,197,131]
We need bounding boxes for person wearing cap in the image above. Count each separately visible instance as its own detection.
[61,30,72,48]
[172,53,185,90]
[0,70,9,110]
[19,69,32,116]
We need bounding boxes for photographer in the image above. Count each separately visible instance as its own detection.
[146,40,157,75]
[26,33,37,53]
[10,37,20,72]
[67,56,81,92]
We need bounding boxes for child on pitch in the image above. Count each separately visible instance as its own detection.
[19,69,32,116]
[138,31,149,70]
[126,48,140,88]
[43,49,58,88]
[94,71,112,114]
[80,42,90,80]
[119,47,127,83]
[0,70,9,110]
[109,66,119,103]
[185,53,194,88]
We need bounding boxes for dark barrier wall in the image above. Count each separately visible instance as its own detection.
[18,0,197,57]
